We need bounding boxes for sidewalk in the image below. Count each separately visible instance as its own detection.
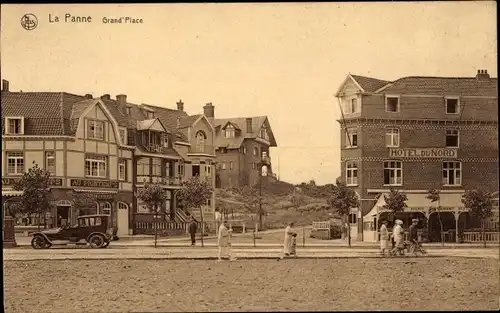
[4,246,498,261]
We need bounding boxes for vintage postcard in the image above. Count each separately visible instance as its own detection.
[1,2,498,313]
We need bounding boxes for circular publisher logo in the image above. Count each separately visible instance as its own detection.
[21,14,38,30]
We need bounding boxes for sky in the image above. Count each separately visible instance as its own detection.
[1,2,497,185]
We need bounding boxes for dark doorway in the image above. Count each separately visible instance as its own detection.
[56,206,71,227]
[192,165,200,177]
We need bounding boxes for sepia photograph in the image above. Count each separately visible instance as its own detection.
[1,2,499,312]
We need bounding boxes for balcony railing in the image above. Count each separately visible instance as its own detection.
[261,155,271,164]
[145,144,168,154]
[137,176,183,186]
[188,145,215,155]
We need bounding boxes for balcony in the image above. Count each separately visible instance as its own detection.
[145,144,168,154]
[137,176,183,186]
[188,145,215,155]
[261,155,271,165]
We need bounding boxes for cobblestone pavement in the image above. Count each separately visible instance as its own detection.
[4,258,499,312]
[3,246,498,261]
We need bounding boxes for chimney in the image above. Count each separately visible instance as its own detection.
[116,94,127,105]
[176,117,181,129]
[476,69,490,80]
[84,94,93,99]
[203,102,215,125]
[177,99,184,111]
[101,94,111,100]
[246,118,253,133]
[2,79,9,92]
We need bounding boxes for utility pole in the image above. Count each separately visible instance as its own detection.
[259,160,263,230]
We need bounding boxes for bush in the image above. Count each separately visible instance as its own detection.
[309,224,342,240]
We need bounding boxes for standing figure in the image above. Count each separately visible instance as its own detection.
[391,219,405,256]
[408,218,419,255]
[217,220,234,261]
[379,220,389,256]
[214,209,222,235]
[188,217,198,246]
[282,222,296,258]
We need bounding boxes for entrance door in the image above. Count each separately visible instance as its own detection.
[56,206,71,227]
[117,202,129,236]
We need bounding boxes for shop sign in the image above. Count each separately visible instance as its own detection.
[70,179,119,189]
[2,177,63,186]
[389,148,457,158]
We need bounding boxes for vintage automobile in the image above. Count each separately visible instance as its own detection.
[30,214,119,249]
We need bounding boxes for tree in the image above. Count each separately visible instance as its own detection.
[382,188,408,222]
[426,189,444,246]
[13,162,52,231]
[240,186,266,229]
[137,182,168,248]
[462,189,494,248]
[327,182,360,247]
[289,188,305,210]
[177,176,214,247]
[72,192,98,216]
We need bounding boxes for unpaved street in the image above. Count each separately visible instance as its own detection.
[4,258,499,312]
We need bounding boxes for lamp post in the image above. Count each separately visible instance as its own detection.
[258,160,263,231]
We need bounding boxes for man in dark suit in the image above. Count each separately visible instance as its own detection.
[188,217,198,246]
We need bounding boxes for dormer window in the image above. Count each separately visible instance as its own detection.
[5,117,24,135]
[147,112,155,119]
[224,124,235,138]
[385,95,400,113]
[87,120,104,140]
[126,107,132,115]
[163,135,169,148]
[119,128,127,145]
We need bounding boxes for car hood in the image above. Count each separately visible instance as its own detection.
[40,228,62,235]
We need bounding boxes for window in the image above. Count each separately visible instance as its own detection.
[445,97,459,114]
[152,158,162,176]
[163,135,169,148]
[343,98,360,114]
[137,199,150,213]
[196,131,206,152]
[205,164,212,176]
[118,202,128,211]
[443,162,461,186]
[146,111,155,119]
[224,124,235,138]
[119,128,127,145]
[252,162,256,169]
[446,129,459,147]
[253,147,258,156]
[230,161,234,170]
[137,158,150,176]
[118,159,127,181]
[101,202,111,216]
[87,120,104,140]
[385,96,400,113]
[6,118,24,135]
[345,128,358,148]
[85,154,107,178]
[260,127,269,140]
[126,107,132,115]
[7,152,24,175]
[346,161,358,186]
[383,161,403,186]
[243,146,247,154]
[177,162,185,176]
[221,162,226,170]
[45,151,56,175]
[385,128,400,147]
[348,214,357,224]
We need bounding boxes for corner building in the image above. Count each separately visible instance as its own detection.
[335,70,499,242]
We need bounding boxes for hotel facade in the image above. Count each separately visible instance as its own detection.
[335,70,499,242]
[1,80,216,236]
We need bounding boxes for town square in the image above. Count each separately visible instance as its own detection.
[2,2,499,312]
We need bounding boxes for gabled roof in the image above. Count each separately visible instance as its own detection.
[1,91,86,135]
[213,116,277,149]
[350,74,390,93]
[178,114,202,129]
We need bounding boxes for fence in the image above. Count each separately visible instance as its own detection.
[463,231,499,243]
[135,221,204,236]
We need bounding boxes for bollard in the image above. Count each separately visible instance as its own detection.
[302,227,305,247]
[253,228,256,247]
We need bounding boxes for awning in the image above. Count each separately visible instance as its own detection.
[365,192,465,218]
[2,190,24,197]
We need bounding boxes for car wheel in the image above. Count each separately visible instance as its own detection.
[88,234,105,249]
[102,241,110,248]
[31,235,49,249]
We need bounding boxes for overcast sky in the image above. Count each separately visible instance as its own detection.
[1,2,497,185]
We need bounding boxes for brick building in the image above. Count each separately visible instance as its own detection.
[335,70,499,242]
[202,103,277,189]
[1,80,216,236]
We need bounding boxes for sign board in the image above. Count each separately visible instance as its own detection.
[70,179,119,189]
[389,148,457,158]
[2,178,63,186]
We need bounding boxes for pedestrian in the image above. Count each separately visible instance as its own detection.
[282,222,297,258]
[214,209,222,235]
[408,218,419,255]
[217,220,234,261]
[391,219,404,256]
[188,217,198,246]
[379,220,389,256]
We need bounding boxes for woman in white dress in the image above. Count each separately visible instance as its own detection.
[217,220,234,261]
[282,222,296,258]
[391,219,404,255]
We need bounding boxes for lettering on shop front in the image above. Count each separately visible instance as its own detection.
[70,179,119,189]
[2,178,63,186]
[389,148,457,158]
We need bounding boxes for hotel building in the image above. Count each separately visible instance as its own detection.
[335,70,499,242]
